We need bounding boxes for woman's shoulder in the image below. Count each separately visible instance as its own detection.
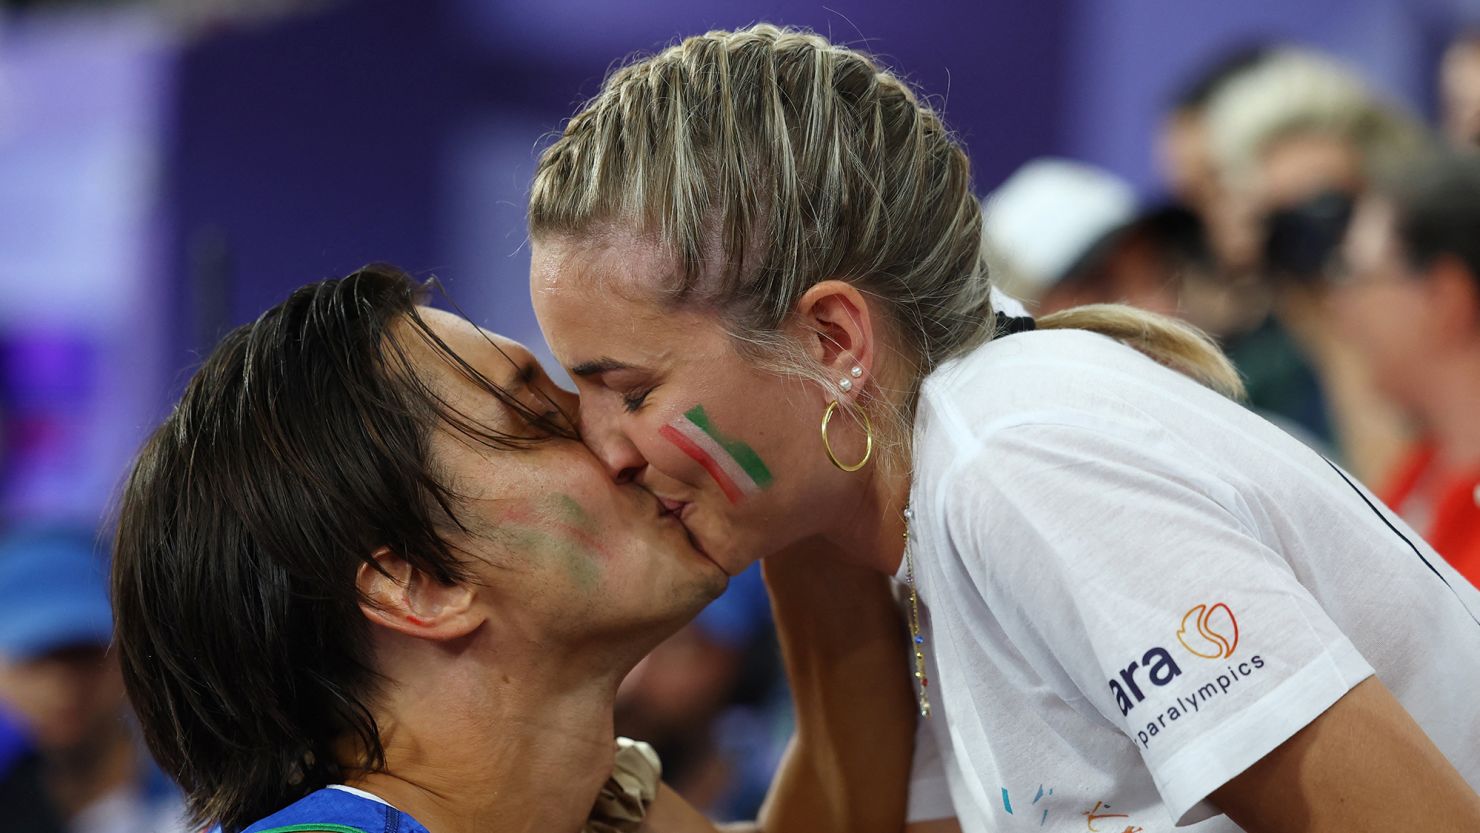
[916,329,1165,459]
[926,328,1161,399]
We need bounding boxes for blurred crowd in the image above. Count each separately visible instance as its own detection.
[3,15,1480,833]
[985,37,1480,584]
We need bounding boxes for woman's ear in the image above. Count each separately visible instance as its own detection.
[793,280,877,398]
[356,548,480,641]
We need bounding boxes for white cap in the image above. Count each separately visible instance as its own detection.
[982,158,1137,294]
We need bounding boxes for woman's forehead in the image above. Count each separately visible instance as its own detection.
[531,230,679,296]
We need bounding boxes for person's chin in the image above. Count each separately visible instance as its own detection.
[678,506,758,577]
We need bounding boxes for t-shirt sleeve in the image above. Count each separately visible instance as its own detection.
[906,711,956,823]
[938,419,1374,824]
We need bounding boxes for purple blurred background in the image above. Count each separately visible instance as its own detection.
[0,0,1475,530]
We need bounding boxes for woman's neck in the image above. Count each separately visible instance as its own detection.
[823,454,913,577]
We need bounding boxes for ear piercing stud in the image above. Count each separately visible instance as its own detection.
[840,365,863,393]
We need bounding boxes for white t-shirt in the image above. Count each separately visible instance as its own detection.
[899,328,1480,831]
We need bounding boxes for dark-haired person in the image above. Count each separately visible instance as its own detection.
[1333,152,1480,587]
[111,265,914,833]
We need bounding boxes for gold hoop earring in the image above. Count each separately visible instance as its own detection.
[821,400,873,472]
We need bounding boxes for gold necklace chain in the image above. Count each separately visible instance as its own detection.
[902,506,931,718]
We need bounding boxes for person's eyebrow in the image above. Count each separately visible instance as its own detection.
[571,357,633,377]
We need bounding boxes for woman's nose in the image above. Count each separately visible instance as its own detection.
[578,411,647,484]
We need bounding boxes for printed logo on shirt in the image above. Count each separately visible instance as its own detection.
[1175,602,1239,659]
[1105,601,1267,749]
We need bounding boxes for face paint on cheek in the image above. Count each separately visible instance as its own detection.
[657,405,774,504]
[502,526,602,592]
[548,494,612,562]
[495,498,610,591]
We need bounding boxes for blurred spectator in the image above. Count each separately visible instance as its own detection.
[1159,45,1273,275]
[989,157,1333,447]
[1441,31,1480,149]
[1205,48,1435,481]
[983,158,1185,317]
[1151,47,1337,448]
[614,564,789,821]
[1332,152,1480,586]
[0,706,65,833]
[0,528,185,833]
[1208,49,1429,216]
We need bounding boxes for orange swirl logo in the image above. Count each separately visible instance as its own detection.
[1176,603,1239,659]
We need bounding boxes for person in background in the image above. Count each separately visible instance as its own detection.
[1159,45,1272,277]
[983,158,1182,318]
[0,702,66,833]
[1153,47,1336,448]
[1205,47,1434,483]
[1332,151,1480,587]
[1441,31,1480,149]
[986,157,1332,449]
[0,527,185,833]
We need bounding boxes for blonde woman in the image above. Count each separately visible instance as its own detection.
[527,25,1480,833]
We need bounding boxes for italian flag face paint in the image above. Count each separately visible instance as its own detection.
[659,405,774,504]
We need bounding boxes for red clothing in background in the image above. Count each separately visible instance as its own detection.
[1380,444,1480,589]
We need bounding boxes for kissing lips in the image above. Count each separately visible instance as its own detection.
[655,497,718,568]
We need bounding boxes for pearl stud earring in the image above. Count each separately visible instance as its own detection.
[850,366,864,378]
[839,378,854,392]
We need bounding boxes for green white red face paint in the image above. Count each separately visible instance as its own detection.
[497,495,606,591]
[659,405,774,503]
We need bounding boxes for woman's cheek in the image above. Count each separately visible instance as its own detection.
[651,404,776,505]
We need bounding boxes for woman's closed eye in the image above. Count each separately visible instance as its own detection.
[621,387,654,414]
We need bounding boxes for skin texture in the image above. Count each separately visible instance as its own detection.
[532,229,1480,831]
[344,307,729,833]
[1209,677,1480,832]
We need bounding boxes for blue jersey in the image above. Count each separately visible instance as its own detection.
[236,787,431,833]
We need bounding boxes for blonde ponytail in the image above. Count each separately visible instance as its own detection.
[1037,304,1245,399]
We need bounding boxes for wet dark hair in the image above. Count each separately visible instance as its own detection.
[1383,151,1480,291]
[111,264,574,832]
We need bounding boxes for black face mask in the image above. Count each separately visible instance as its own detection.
[1262,191,1355,283]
